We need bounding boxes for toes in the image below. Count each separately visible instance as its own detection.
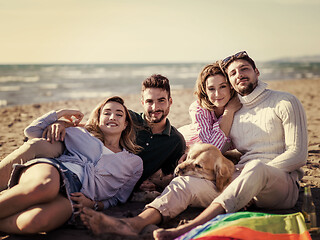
[80,213,91,228]
[82,207,95,216]
[153,228,164,239]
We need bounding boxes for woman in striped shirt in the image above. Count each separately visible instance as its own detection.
[178,61,242,152]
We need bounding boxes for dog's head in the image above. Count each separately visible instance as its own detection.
[174,143,234,192]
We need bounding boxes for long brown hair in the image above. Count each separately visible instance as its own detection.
[194,61,234,111]
[85,96,141,154]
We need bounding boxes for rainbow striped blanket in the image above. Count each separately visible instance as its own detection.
[175,212,311,240]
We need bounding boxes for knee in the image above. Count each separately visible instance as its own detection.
[170,176,190,191]
[243,160,266,173]
[25,138,63,158]
[25,138,47,148]
[170,176,211,197]
[23,138,48,155]
[159,176,193,199]
[17,212,52,234]
[240,160,271,184]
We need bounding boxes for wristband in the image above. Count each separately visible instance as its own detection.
[93,201,99,211]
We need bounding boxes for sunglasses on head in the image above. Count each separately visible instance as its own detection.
[221,51,248,65]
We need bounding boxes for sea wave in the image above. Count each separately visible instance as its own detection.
[0,62,319,107]
[0,86,21,91]
[0,99,7,107]
[39,83,59,90]
[0,76,39,83]
[63,91,115,99]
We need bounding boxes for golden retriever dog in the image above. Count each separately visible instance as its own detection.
[174,143,235,192]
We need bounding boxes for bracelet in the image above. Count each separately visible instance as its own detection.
[93,201,99,211]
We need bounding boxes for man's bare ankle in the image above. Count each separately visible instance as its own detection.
[123,218,143,234]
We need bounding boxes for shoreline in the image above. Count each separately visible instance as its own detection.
[1,77,319,110]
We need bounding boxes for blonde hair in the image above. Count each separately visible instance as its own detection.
[195,61,234,111]
[85,96,141,154]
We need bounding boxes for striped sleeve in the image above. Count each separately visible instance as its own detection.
[191,102,230,151]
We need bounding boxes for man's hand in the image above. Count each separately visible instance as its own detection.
[139,179,157,191]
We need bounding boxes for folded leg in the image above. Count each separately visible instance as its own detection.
[0,194,72,234]
[0,138,64,190]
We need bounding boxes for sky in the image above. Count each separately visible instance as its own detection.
[0,0,319,64]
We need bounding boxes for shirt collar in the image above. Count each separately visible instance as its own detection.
[162,119,172,136]
[238,80,268,105]
[141,113,172,136]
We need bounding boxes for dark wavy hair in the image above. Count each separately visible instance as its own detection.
[141,74,171,99]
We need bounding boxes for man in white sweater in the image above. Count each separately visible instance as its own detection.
[152,51,308,239]
[80,51,308,240]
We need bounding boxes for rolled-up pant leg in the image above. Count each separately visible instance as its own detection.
[0,138,64,191]
[146,176,220,221]
[213,160,299,213]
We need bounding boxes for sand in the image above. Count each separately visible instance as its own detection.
[0,79,319,239]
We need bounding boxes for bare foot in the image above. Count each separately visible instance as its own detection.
[80,207,138,236]
[153,227,188,240]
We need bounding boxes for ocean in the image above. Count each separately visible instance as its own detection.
[0,61,319,107]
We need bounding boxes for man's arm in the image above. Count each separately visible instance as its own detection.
[267,93,308,172]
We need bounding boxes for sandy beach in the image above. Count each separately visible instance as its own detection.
[0,78,319,239]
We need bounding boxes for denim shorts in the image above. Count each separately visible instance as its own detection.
[8,158,82,223]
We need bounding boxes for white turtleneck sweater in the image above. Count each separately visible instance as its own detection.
[230,80,308,179]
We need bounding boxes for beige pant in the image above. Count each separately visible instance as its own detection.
[146,160,299,220]
[213,160,299,213]
[0,138,64,191]
[146,176,221,220]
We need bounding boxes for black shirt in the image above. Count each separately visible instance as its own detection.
[129,110,186,184]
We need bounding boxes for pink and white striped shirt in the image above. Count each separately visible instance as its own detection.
[178,100,231,152]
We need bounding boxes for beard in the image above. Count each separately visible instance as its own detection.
[237,79,257,96]
[146,107,170,123]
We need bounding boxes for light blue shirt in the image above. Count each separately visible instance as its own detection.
[24,111,143,209]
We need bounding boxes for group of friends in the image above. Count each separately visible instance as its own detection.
[0,51,308,239]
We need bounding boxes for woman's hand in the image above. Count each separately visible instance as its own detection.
[71,192,94,211]
[56,109,84,126]
[42,109,83,142]
[224,95,242,114]
[42,121,66,142]
[219,95,242,137]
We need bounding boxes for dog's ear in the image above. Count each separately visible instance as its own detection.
[214,157,234,192]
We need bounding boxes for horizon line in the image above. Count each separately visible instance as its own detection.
[1,54,320,65]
